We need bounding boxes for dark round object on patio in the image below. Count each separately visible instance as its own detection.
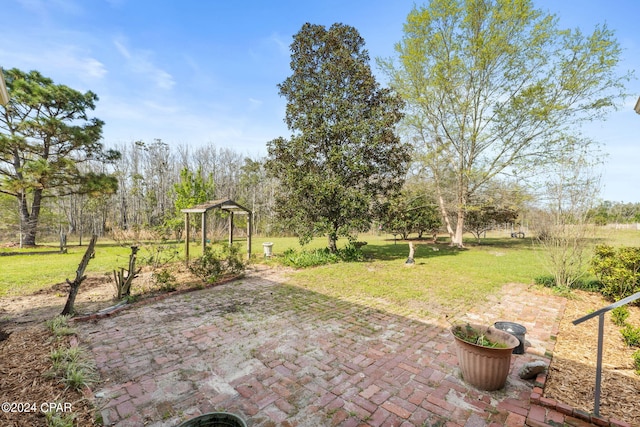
[177,412,247,427]
[494,321,527,354]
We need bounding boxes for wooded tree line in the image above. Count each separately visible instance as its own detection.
[0,139,278,243]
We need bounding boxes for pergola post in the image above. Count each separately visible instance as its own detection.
[247,214,252,259]
[201,211,207,254]
[228,212,234,246]
[184,212,190,265]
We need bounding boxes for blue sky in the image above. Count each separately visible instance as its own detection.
[1,0,639,202]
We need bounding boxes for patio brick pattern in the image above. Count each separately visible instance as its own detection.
[74,269,613,426]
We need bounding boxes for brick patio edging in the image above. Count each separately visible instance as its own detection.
[71,274,241,323]
[527,372,631,427]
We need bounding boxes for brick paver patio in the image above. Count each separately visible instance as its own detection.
[76,268,577,427]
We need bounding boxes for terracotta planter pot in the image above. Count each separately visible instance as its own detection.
[451,323,520,391]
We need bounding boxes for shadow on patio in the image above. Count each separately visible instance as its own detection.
[76,269,564,427]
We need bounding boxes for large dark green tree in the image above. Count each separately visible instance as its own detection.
[380,0,631,247]
[0,69,118,246]
[266,23,411,251]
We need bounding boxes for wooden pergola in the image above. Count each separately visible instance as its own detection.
[181,198,252,264]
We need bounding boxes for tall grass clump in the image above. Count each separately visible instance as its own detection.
[44,315,98,391]
[45,410,76,427]
[46,346,98,391]
[46,315,76,337]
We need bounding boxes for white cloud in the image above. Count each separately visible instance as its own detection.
[248,98,263,110]
[78,57,107,79]
[268,33,290,56]
[112,36,175,90]
[0,43,106,81]
[113,38,131,59]
[142,100,180,114]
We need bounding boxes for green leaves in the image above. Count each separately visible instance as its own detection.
[0,68,117,244]
[381,0,630,246]
[173,167,215,213]
[267,23,411,251]
[591,245,640,302]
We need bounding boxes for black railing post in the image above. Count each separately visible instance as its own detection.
[572,290,640,416]
[594,313,604,416]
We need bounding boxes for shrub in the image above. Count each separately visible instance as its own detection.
[281,244,364,268]
[611,306,630,327]
[534,274,601,292]
[189,246,222,283]
[621,324,640,347]
[189,244,245,283]
[140,239,180,268]
[590,245,640,303]
[534,275,556,288]
[340,243,365,262]
[152,269,177,292]
[633,350,640,375]
[223,243,246,275]
[571,278,603,292]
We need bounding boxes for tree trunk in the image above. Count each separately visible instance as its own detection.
[61,235,97,316]
[406,241,415,264]
[19,189,43,246]
[453,208,465,247]
[327,231,338,253]
[435,188,456,244]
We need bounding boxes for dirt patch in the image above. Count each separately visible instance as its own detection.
[0,263,210,335]
[0,276,115,335]
[544,290,640,425]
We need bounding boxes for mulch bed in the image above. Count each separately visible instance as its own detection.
[0,324,97,427]
[544,290,640,425]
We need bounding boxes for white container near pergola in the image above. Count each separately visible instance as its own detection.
[181,199,252,264]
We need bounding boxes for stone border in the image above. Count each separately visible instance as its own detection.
[71,275,241,323]
[529,372,631,427]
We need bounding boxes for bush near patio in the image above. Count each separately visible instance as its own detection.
[590,245,640,303]
[188,243,246,284]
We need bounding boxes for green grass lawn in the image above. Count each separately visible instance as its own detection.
[285,234,548,318]
[253,229,638,319]
[1,229,637,311]
[0,235,335,297]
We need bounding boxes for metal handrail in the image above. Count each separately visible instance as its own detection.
[572,290,640,416]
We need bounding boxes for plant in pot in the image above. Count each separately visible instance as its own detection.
[451,322,520,391]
